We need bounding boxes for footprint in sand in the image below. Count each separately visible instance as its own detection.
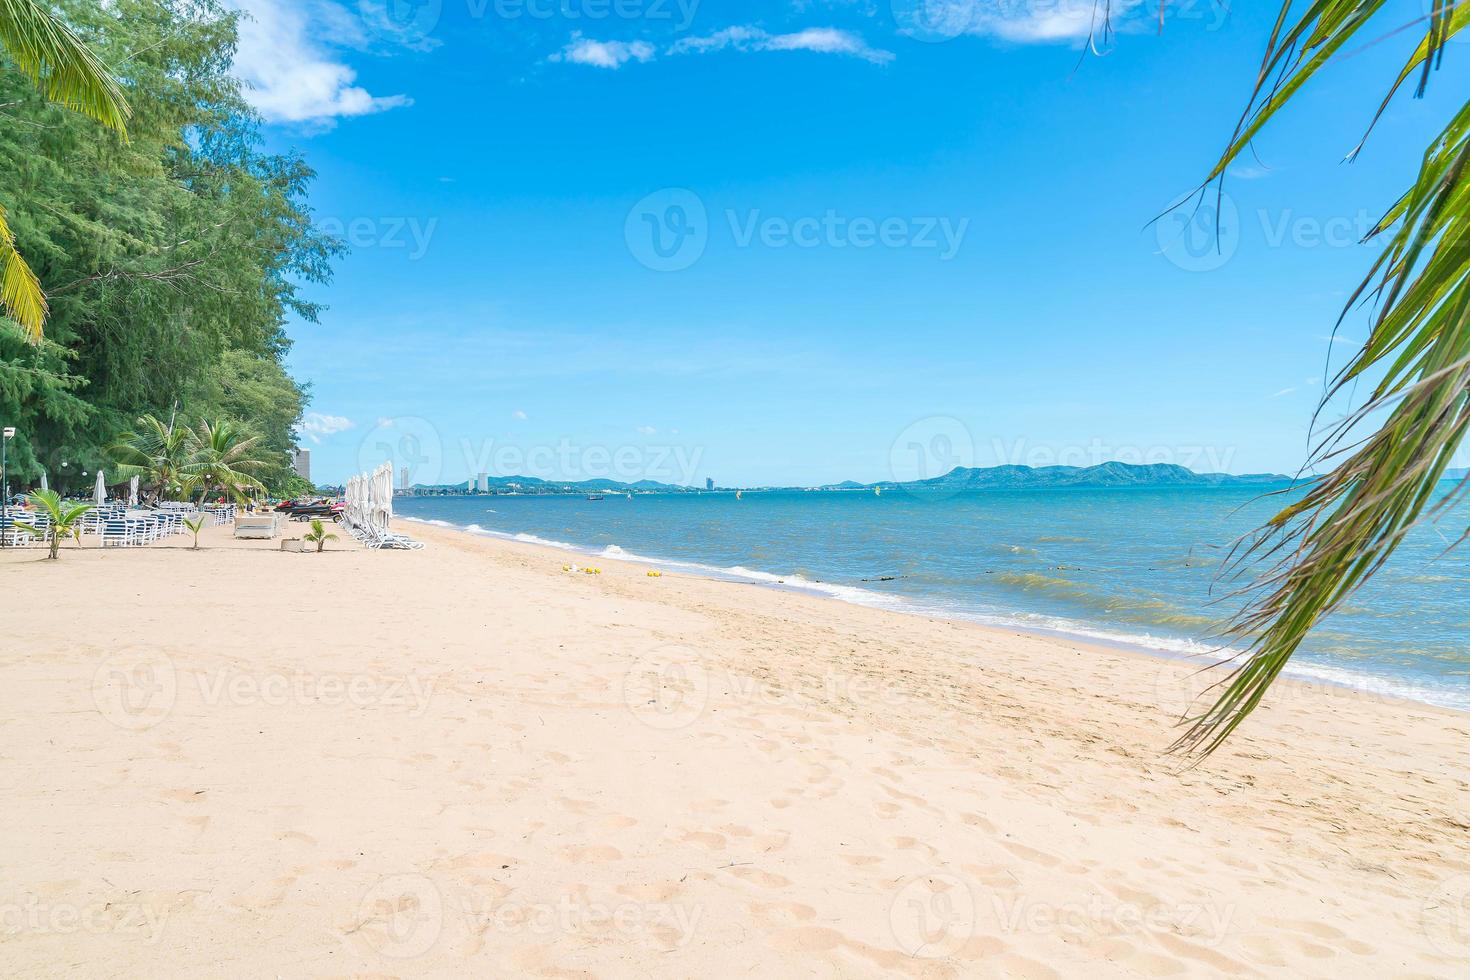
[681,830,727,851]
[724,865,792,889]
[559,844,623,864]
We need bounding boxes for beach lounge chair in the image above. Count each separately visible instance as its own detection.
[233,514,279,539]
[101,518,136,547]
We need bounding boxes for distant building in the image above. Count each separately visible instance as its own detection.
[291,448,311,482]
[705,477,714,491]
[467,478,474,492]
[400,466,410,490]
[476,472,490,493]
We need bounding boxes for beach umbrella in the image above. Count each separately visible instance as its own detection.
[94,469,106,505]
[129,475,139,507]
[374,462,394,528]
[382,467,393,528]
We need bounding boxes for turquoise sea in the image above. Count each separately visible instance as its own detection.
[398,486,1469,711]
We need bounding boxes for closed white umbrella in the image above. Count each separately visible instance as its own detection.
[94,470,106,505]
[129,475,139,507]
[381,464,394,528]
[39,471,47,492]
[374,462,393,528]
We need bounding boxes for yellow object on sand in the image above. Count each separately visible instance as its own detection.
[646,570,662,578]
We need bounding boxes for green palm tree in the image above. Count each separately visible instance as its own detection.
[15,488,90,559]
[184,418,269,504]
[1103,2,1470,753]
[0,0,131,342]
[109,414,196,499]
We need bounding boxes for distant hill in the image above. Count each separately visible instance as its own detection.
[826,462,1289,492]
[397,462,1293,496]
[1444,468,1468,482]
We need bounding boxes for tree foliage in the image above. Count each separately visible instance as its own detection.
[0,0,339,496]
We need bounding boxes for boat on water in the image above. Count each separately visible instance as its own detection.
[735,490,743,499]
[874,486,882,496]
[585,494,605,501]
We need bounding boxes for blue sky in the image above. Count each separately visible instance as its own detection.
[229,0,1470,486]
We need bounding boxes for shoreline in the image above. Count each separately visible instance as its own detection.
[4,520,1467,975]
[401,515,1470,718]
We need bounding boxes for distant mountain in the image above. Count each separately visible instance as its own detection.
[1444,468,1468,482]
[397,462,1293,496]
[825,462,1290,492]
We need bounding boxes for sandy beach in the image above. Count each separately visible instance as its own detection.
[1,520,1467,977]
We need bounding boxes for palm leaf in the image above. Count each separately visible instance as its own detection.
[1162,1,1470,754]
[0,0,130,135]
[0,204,44,341]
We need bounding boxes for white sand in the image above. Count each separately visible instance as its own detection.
[1,520,1466,977]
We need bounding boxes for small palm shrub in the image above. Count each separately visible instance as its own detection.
[16,490,92,560]
[304,518,339,554]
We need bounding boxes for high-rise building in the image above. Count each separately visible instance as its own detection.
[291,448,311,482]
[400,466,410,491]
[705,477,714,491]
[476,472,490,493]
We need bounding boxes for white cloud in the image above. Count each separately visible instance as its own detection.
[900,0,1155,45]
[553,25,893,69]
[229,0,411,124]
[297,412,356,443]
[1229,165,1273,181]
[513,410,529,420]
[671,26,894,64]
[636,425,658,435]
[550,34,657,69]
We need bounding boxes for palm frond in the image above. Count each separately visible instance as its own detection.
[1169,1,1470,754]
[0,0,130,136]
[0,204,45,342]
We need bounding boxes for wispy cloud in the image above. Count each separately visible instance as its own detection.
[550,34,657,69]
[229,0,411,125]
[636,425,658,435]
[670,26,894,64]
[552,25,893,69]
[898,0,1160,44]
[513,410,529,420]
[297,412,356,443]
